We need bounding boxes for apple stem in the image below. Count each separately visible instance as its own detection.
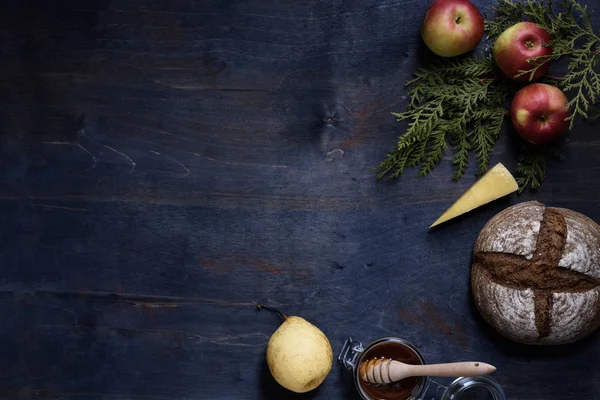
[257,304,288,321]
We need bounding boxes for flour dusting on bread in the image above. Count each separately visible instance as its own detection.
[472,201,600,345]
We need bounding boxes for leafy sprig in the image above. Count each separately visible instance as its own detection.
[494,0,600,127]
[491,0,599,188]
[376,56,509,180]
[516,144,565,191]
[485,0,556,40]
[377,0,599,191]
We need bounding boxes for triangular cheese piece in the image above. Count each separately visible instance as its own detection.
[430,163,518,228]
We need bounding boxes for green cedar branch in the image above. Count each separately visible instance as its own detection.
[494,0,600,128]
[516,143,565,191]
[376,56,508,181]
[377,0,598,191]
[490,0,599,189]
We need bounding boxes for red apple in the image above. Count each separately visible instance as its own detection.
[510,83,570,144]
[421,0,485,57]
[493,22,553,81]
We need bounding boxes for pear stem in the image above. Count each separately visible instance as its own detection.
[257,304,288,321]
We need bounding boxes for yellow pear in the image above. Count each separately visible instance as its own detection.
[258,305,333,393]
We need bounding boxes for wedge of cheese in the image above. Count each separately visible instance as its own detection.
[430,163,519,228]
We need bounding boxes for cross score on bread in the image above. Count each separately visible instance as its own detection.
[472,203,600,343]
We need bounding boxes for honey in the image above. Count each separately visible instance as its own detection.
[359,341,423,400]
[339,337,505,400]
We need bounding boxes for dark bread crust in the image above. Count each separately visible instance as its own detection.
[471,201,600,345]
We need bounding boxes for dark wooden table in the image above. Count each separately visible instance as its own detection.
[1,0,599,398]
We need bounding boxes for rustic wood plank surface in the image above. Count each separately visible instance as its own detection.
[1,0,599,398]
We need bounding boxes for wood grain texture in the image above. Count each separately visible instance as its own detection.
[1,0,600,398]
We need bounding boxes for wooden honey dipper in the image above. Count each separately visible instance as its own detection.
[359,358,496,384]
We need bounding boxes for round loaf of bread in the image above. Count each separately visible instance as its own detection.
[471,201,600,345]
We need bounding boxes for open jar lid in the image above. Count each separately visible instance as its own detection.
[441,376,505,400]
[339,337,506,400]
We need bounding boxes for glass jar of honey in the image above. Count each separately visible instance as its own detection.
[339,337,506,400]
